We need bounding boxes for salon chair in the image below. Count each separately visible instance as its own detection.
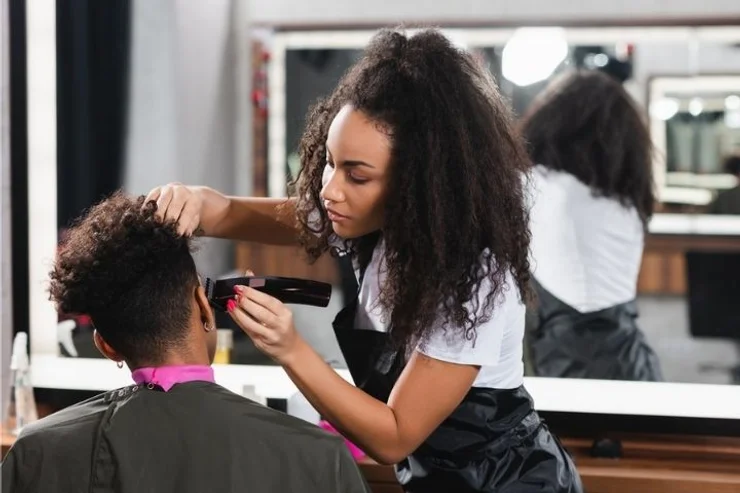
[686,251,740,384]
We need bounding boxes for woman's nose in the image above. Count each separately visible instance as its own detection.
[321,169,345,203]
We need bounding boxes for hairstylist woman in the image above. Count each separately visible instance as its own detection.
[147,29,582,493]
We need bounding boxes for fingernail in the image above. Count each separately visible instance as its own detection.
[226,300,236,312]
[233,286,243,294]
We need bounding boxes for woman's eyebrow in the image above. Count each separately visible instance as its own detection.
[343,160,374,169]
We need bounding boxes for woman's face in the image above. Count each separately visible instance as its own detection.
[321,104,391,239]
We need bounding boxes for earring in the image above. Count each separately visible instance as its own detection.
[204,321,214,332]
[116,361,124,369]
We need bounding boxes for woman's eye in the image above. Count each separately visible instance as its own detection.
[348,172,369,184]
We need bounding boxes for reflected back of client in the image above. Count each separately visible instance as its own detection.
[1,192,369,493]
[520,70,663,381]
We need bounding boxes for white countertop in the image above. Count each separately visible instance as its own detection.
[30,355,740,420]
[30,354,354,400]
[649,213,740,235]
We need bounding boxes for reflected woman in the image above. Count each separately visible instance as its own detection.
[520,70,664,381]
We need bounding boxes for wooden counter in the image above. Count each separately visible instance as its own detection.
[238,231,740,297]
[235,242,339,285]
[358,434,740,493]
[233,214,740,298]
[638,232,740,296]
[237,235,740,297]
[3,420,739,492]
[1,424,17,460]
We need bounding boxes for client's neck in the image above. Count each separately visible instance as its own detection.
[129,347,210,370]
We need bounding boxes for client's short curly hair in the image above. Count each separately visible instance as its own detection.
[49,191,199,364]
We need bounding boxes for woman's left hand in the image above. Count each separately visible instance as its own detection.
[228,285,305,365]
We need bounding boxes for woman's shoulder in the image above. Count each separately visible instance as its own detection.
[530,164,586,193]
[441,254,524,327]
[479,261,525,314]
[530,164,640,220]
[418,262,523,366]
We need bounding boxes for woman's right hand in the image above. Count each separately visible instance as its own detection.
[144,183,228,237]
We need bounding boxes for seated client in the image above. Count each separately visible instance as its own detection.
[1,192,369,493]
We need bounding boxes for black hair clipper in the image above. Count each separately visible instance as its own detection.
[205,276,332,312]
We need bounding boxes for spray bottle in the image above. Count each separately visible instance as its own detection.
[10,332,38,434]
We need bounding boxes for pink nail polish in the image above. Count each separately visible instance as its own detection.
[226,299,236,312]
[233,286,242,294]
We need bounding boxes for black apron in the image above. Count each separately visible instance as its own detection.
[332,257,583,492]
[528,279,663,381]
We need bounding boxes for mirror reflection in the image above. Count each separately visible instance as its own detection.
[51,20,740,387]
[520,69,662,382]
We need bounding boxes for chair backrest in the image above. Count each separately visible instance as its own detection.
[686,251,740,339]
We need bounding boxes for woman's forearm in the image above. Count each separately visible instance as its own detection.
[283,341,405,465]
[201,189,300,245]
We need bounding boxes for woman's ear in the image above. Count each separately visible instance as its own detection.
[93,330,124,362]
[195,285,216,332]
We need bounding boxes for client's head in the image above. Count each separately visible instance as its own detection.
[49,191,217,369]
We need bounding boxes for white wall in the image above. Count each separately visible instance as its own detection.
[250,0,740,26]
[627,40,740,107]
[124,0,178,196]
[125,0,251,277]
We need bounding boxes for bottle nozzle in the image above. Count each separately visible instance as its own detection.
[57,319,79,357]
[10,332,30,371]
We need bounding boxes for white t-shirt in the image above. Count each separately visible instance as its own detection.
[350,240,525,389]
[527,165,644,312]
[318,164,524,389]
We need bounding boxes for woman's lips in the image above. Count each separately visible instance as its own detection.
[326,208,349,222]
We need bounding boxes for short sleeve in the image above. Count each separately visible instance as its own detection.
[417,271,516,367]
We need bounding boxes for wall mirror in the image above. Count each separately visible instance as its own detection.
[21,8,740,426]
[268,26,740,423]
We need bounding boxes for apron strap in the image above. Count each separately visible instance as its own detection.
[340,231,380,296]
[356,231,380,289]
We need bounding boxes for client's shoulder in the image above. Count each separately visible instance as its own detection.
[13,390,113,451]
[202,383,347,448]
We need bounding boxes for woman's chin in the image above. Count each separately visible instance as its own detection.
[331,225,353,239]
[332,225,380,241]
[331,223,365,240]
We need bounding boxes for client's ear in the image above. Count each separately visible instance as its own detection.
[93,330,124,363]
[195,285,216,332]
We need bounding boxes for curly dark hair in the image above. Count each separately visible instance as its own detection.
[518,70,655,225]
[291,28,533,350]
[48,191,199,365]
